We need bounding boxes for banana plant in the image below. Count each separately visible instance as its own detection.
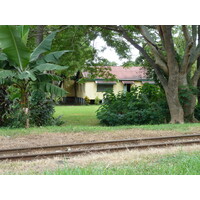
[0,25,70,128]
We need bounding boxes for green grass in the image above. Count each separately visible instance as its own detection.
[44,151,200,175]
[54,105,100,126]
[1,105,200,137]
[1,122,200,137]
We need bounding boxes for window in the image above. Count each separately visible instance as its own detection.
[123,84,131,92]
[97,84,113,92]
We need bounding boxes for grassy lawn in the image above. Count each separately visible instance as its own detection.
[1,105,200,136]
[1,120,200,137]
[54,105,100,126]
[44,151,200,175]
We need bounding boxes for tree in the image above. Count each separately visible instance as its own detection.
[97,25,200,124]
[0,25,69,128]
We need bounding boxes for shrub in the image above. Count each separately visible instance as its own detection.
[4,99,26,128]
[96,84,170,126]
[94,96,100,105]
[0,86,10,126]
[84,96,90,105]
[0,89,64,128]
[30,90,64,127]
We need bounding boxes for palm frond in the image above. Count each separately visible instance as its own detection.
[37,50,72,65]
[34,63,68,72]
[0,70,15,84]
[0,25,30,69]
[30,31,58,62]
[0,53,7,61]
[16,25,30,45]
[36,73,63,82]
[18,71,36,81]
[36,82,67,97]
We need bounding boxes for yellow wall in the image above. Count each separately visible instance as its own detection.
[83,82,102,99]
[64,80,144,100]
[78,81,143,100]
[134,81,143,87]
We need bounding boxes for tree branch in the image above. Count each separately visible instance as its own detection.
[160,26,179,74]
[181,25,194,73]
[117,26,168,87]
[156,25,166,50]
[191,25,200,86]
[192,25,197,46]
[188,26,200,67]
[98,25,168,87]
[138,25,168,74]
[182,25,192,43]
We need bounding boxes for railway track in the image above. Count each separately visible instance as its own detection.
[1,133,200,161]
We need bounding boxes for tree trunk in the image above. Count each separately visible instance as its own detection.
[197,78,200,104]
[21,85,30,128]
[35,25,44,45]
[24,107,30,129]
[101,25,200,124]
[179,73,198,122]
[197,53,200,105]
[74,71,80,104]
[183,94,198,122]
[165,87,184,124]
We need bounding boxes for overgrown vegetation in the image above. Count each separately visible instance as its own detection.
[0,25,69,128]
[30,90,63,127]
[97,84,170,126]
[0,86,10,126]
[1,90,64,128]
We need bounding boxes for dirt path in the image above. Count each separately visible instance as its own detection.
[0,128,197,149]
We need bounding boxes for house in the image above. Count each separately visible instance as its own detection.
[62,66,154,104]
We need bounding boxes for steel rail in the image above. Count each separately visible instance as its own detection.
[0,139,200,161]
[0,133,200,154]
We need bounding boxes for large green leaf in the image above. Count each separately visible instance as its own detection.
[0,53,7,61]
[0,70,15,79]
[30,31,57,62]
[37,50,72,64]
[38,82,67,97]
[16,25,30,45]
[18,71,36,81]
[0,25,30,69]
[34,63,68,72]
[0,70,15,84]
[36,73,63,82]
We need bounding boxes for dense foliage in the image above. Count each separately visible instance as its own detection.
[96,84,170,126]
[0,25,69,128]
[0,90,64,128]
[30,90,63,127]
[96,25,200,124]
[0,86,11,126]
[4,100,26,128]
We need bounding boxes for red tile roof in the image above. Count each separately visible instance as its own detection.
[82,66,148,80]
